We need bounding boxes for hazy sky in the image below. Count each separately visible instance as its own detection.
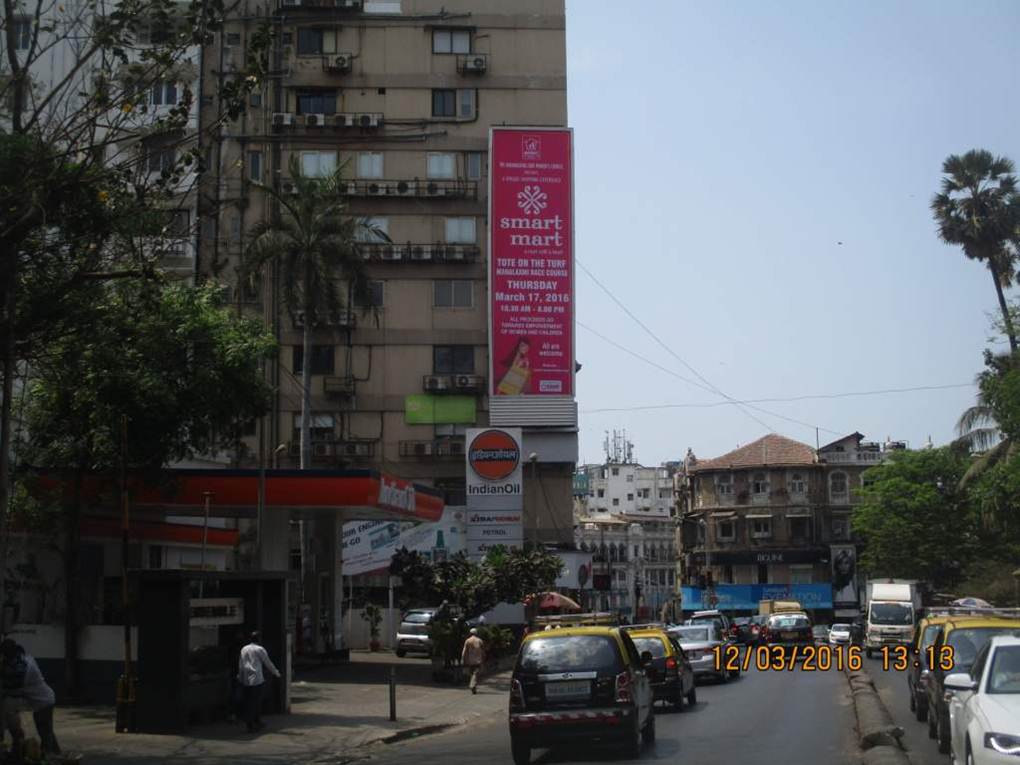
[565,0,1020,466]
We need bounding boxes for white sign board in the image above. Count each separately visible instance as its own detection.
[468,539,524,558]
[341,508,466,576]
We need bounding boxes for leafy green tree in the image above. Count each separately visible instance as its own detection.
[244,157,381,467]
[854,447,974,589]
[931,149,1020,351]
[18,281,275,696]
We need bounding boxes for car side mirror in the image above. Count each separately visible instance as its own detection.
[640,650,654,668]
[943,672,977,692]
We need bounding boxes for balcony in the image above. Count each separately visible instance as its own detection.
[279,0,362,10]
[358,243,481,264]
[399,439,465,460]
[341,178,477,200]
[271,111,383,131]
[287,439,375,461]
[292,308,355,330]
[422,374,486,394]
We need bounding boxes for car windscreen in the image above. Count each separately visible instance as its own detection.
[869,603,912,625]
[674,627,712,642]
[771,616,810,629]
[402,612,432,623]
[517,635,622,674]
[631,637,667,658]
[948,627,1020,670]
[987,645,1020,694]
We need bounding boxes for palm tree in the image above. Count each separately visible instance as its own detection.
[245,156,381,468]
[931,149,1020,352]
[955,394,1014,487]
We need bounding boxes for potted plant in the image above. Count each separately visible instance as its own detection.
[361,604,383,651]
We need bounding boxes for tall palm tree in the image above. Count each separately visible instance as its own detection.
[955,393,1014,487]
[931,149,1020,352]
[245,156,381,468]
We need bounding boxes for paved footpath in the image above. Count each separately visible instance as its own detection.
[54,651,510,765]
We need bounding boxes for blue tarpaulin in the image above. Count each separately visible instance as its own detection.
[680,583,833,611]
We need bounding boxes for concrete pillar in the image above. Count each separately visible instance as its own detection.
[258,509,290,571]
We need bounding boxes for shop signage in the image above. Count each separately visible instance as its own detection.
[189,597,245,626]
[689,548,826,566]
[680,584,833,611]
[489,127,574,397]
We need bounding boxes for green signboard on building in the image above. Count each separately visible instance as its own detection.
[404,395,477,424]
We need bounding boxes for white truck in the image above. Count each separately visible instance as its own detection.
[864,580,922,657]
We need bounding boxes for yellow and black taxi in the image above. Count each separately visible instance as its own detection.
[905,612,955,723]
[921,614,1020,754]
[509,615,655,765]
[623,624,697,709]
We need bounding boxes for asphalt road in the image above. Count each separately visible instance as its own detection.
[358,656,859,765]
[867,656,947,765]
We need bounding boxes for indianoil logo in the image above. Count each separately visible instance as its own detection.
[468,429,520,481]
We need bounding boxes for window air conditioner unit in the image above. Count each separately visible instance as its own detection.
[409,245,431,261]
[313,442,334,457]
[394,180,417,196]
[356,113,380,128]
[463,55,487,73]
[272,112,294,126]
[455,374,482,389]
[424,375,449,392]
[380,246,401,261]
[304,113,325,126]
[329,53,353,72]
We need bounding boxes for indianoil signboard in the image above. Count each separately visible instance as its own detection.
[465,428,524,557]
[489,127,574,397]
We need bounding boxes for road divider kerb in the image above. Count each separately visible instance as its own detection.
[843,665,908,764]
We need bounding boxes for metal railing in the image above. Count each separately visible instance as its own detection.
[356,242,481,263]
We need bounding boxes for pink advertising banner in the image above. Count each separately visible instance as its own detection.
[489,127,574,397]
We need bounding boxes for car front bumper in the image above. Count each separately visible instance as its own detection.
[396,635,431,653]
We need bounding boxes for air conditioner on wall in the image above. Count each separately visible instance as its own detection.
[313,442,335,457]
[380,246,401,261]
[424,375,449,392]
[366,182,389,196]
[409,245,431,261]
[445,248,465,261]
[272,112,294,126]
[356,113,380,128]
[334,113,353,127]
[329,53,353,71]
[425,182,446,197]
[463,55,487,73]
[304,113,325,126]
[394,180,416,196]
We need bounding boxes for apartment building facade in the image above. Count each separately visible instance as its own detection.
[678,433,900,617]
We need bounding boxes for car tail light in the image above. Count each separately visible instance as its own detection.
[615,670,633,703]
[510,679,525,711]
[751,625,760,634]
[665,656,677,672]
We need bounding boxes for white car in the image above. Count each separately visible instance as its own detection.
[829,623,853,645]
[946,634,1020,764]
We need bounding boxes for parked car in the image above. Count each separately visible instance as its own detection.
[762,612,813,652]
[671,623,734,682]
[923,616,1020,753]
[395,608,438,658]
[686,609,740,647]
[906,613,954,723]
[625,626,697,710]
[828,623,852,646]
[946,635,1020,765]
[509,624,655,765]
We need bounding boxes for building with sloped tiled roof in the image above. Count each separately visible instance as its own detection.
[677,432,903,619]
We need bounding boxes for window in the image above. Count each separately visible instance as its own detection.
[432,88,475,118]
[832,517,849,540]
[751,518,772,538]
[716,520,735,541]
[830,471,849,502]
[789,472,806,495]
[356,216,389,242]
[752,472,769,496]
[789,566,813,584]
[597,489,605,498]
[229,216,241,242]
[146,143,176,174]
[612,498,619,507]
[433,345,474,374]
[300,151,337,178]
[293,345,335,375]
[445,217,476,243]
[466,151,483,180]
[659,489,671,499]
[354,280,384,308]
[250,92,262,107]
[427,152,455,179]
[296,91,336,114]
[357,152,383,179]
[626,493,633,501]
[13,19,31,51]
[293,413,335,441]
[163,210,190,250]
[757,563,769,584]
[611,468,619,476]
[225,31,241,46]
[150,81,178,106]
[433,280,473,308]
[789,516,811,540]
[432,28,470,54]
[716,473,733,496]
[297,27,336,55]
[248,151,263,182]
[626,474,634,482]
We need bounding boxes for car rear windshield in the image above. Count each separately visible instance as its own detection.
[831,624,850,632]
[987,645,1020,694]
[948,627,1020,669]
[771,616,810,629]
[402,612,432,624]
[517,635,622,674]
[631,637,667,658]
[675,627,712,642]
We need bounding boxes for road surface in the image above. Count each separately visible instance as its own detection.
[868,657,947,765]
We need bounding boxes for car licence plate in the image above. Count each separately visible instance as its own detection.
[544,680,590,699]
[781,631,798,640]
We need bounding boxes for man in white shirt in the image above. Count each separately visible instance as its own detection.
[237,631,280,733]
[1,639,59,756]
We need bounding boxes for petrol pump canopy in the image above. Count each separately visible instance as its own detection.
[36,468,445,523]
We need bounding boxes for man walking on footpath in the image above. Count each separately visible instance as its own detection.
[1,638,60,758]
[237,631,281,733]
[461,628,485,695]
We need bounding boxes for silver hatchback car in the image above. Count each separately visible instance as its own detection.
[395,608,438,657]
